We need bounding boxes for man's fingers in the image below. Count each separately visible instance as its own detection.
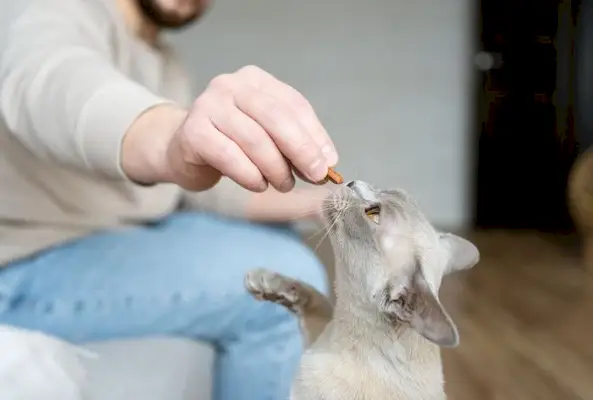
[234,87,328,182]
[186,119,268,192]
[209,104,295,192]
[179,67,338,192]
[237,66,338,166]
[166,133,223,191]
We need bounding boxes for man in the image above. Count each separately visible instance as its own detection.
[0,0,338,399]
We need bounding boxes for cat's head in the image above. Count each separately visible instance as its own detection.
[321,180,479,347]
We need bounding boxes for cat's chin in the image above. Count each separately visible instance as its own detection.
[320,185,351,218]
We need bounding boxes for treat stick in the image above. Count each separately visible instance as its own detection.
[326,167,343,184]
[289,160,344,185]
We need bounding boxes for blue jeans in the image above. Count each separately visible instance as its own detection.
[0,212,328,400]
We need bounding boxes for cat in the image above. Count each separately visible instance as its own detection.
[245,180,480,399]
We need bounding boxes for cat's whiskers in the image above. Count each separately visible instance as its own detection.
[305,205,340,242]
[283,187,354,242]
[305,206,339,241]
[313,197,354,251]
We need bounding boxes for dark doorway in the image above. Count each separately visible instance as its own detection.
[473,0,580,232]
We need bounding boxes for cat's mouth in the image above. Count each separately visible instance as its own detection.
[321,184,351,224]
[320,180,374,223]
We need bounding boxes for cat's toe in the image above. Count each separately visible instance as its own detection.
[244,269,300,305]
[244,268,269,297]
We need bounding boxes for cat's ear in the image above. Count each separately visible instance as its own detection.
[408,270,459,347]
[381,269,459,347]
[439,233,480,275]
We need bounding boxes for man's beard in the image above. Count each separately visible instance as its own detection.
[137,0,207,29]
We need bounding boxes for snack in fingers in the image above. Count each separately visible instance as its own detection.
[326,167,343,184]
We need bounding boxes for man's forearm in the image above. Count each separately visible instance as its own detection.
[243,186,332,222]
[121,104,188,185]
[0,5,175,179]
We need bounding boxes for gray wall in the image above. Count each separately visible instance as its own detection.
[168,0,477,229]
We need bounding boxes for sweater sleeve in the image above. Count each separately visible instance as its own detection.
[0,0,172,179]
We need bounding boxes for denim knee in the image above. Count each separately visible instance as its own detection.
[275,230,330,297]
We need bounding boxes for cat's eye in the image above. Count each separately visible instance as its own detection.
[364,205,381,224]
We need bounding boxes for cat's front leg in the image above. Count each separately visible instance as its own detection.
[245,268,333,346]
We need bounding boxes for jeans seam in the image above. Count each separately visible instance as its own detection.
[11,290,190,318]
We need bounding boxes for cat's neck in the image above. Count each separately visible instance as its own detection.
[331,259,441,364]
[332,256,388,325]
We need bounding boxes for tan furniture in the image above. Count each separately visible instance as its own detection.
[568,149,593,271]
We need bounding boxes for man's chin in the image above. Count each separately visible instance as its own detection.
[138,0,210,29]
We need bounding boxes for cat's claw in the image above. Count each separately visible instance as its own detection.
[245,268,304,312]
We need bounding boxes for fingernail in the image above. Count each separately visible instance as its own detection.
[280,176,295,192]
[308,159,327,181]
[322,145,338,166]
[257,181,269,192]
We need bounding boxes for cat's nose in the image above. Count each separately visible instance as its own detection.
[345,181,377,201]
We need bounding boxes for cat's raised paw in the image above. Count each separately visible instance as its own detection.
[244,269,305,312]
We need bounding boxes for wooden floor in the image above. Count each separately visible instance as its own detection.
[440,230,593,400]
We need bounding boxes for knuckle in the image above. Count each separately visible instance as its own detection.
[238,64,263,76]
[208,73,234,91]
[210,141,236,166]
[292,101,314,122]
[289,88,311,110]
[294,98,312,114]
[241,126,265,150]
[192,94,210,110]
[260,97,284,117]
[296,140,322,162]
[226,113,265,150]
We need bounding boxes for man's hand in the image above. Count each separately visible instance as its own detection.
[122,65,338,192]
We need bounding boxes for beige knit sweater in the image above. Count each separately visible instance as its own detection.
[0,0,247,265]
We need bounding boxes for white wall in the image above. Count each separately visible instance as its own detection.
[168,0,477,228]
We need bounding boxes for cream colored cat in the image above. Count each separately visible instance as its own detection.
[245,180,479,400]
